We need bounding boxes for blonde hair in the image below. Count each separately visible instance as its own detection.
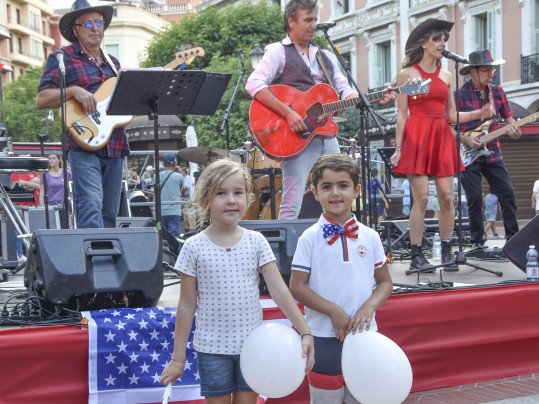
[194,158,254,226]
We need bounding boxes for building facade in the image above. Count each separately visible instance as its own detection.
[1,0,54,82]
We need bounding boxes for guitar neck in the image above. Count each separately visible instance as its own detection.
[323,87,401,115]
[481,112,539,143]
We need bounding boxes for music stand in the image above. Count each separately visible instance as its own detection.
[378,147,406,179]
[107,69,231,230]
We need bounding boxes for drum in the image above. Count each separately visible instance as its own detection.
[247,149,282,192]
[260,190,323,220]
[242,192,261,220]
[129,190,153,217]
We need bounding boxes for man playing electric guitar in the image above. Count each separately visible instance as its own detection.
[457,49,521,248]
[36,0,129,229]
[246,0,394,220]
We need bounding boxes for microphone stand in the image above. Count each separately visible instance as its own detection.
[219,50,246,150]
[58,68,70,228]
[452,60,502,277]
[37,133,50,229]
[319,28,387,226]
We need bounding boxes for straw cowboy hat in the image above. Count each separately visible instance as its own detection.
[405,18,454,52]
[459,49,506,75]
[59,0,113,43]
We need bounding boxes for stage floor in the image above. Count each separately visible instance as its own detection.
[0,237,528,319]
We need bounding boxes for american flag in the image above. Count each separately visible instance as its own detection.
[84,300,290,404]
[85,307,203,404]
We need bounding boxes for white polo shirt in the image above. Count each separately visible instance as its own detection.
[291,214,387,338]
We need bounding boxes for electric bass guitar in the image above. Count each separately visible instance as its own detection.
[62,47,205,151]
[249,79,430,161]
[460,111,539,167]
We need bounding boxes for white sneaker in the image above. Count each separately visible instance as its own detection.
[17,255,27,264]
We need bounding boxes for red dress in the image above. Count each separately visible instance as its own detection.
[394,64,463,177]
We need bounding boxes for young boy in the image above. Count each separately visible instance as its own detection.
[484,192,500,238]
[289,153,393,404]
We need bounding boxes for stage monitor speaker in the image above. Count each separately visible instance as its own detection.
[502,215,539,272]
[239,218,317,296]
[24,227,163,311]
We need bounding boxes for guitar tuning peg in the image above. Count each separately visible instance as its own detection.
[186,44,192,49]
[179,45,186,51]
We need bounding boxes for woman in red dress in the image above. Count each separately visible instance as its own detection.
[390,19,493,272]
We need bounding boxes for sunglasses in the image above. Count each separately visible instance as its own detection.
[74,20,104,29]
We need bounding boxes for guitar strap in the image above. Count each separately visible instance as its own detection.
[102,51,118,76]
[315,51,336,92]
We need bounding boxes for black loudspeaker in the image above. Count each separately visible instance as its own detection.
[24,227,163,311]
[239,219,317,296]
[502,216,539,272]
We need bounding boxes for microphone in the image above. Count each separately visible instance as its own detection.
[441,50,468,64]
[52,50,66,75]
[313,22,336,31]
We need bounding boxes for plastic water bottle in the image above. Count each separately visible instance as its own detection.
[432,233,442,261]
[526,245,539,282]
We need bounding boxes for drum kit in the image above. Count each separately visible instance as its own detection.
[177,144,320,221]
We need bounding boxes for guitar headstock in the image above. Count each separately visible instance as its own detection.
[400,78,431,97]
[174,47,205,65]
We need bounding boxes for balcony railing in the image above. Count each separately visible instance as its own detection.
[521,53,539,85]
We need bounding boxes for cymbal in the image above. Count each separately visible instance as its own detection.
[177,146,231,164]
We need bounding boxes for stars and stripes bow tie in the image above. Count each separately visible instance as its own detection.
[322,221,359,245]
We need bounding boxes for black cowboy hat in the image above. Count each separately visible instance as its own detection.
[459,49,506,75]
[59,0,113,43]
[405,19,454,52]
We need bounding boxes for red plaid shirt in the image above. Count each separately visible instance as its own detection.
[38,43,130,158]
[456,81,513,163]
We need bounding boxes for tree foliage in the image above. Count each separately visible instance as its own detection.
[141,1,327,149]
[1,66,61,143]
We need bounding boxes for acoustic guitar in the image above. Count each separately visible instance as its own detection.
[249,79,430,161]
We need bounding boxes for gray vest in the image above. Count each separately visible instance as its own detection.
[271,43,336,92]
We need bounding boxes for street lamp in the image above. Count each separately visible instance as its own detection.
[249,44,264,70]
[25,69,55,142]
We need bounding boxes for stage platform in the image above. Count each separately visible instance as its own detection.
[1,235,538,403]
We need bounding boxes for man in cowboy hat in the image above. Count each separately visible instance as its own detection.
[35,0,129,229]
[456,49,521,248]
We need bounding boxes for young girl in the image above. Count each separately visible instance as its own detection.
[160,158,314,403]
[389,19,493,272]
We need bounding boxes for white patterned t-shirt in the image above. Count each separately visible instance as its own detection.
[175,228,276,355]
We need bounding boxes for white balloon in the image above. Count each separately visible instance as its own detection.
[240,322,306,398]
[342,331,413,404]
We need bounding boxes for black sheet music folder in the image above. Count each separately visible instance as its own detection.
[107,69,231,117]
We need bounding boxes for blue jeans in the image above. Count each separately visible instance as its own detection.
[196,351,252,397]
[69,151,124,228]
[461,159,519,243]
[162,215,180,237]
[279,137,340,219]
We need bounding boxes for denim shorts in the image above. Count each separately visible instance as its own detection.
[196,351,253,397]
[485,214,496,222]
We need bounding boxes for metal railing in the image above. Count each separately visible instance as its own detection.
[521,53,539,84]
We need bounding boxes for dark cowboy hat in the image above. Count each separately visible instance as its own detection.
[59,0,113,43]
[405,19,454,52]
[459,49,506,75]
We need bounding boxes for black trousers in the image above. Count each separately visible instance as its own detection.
[461,159,519,243]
